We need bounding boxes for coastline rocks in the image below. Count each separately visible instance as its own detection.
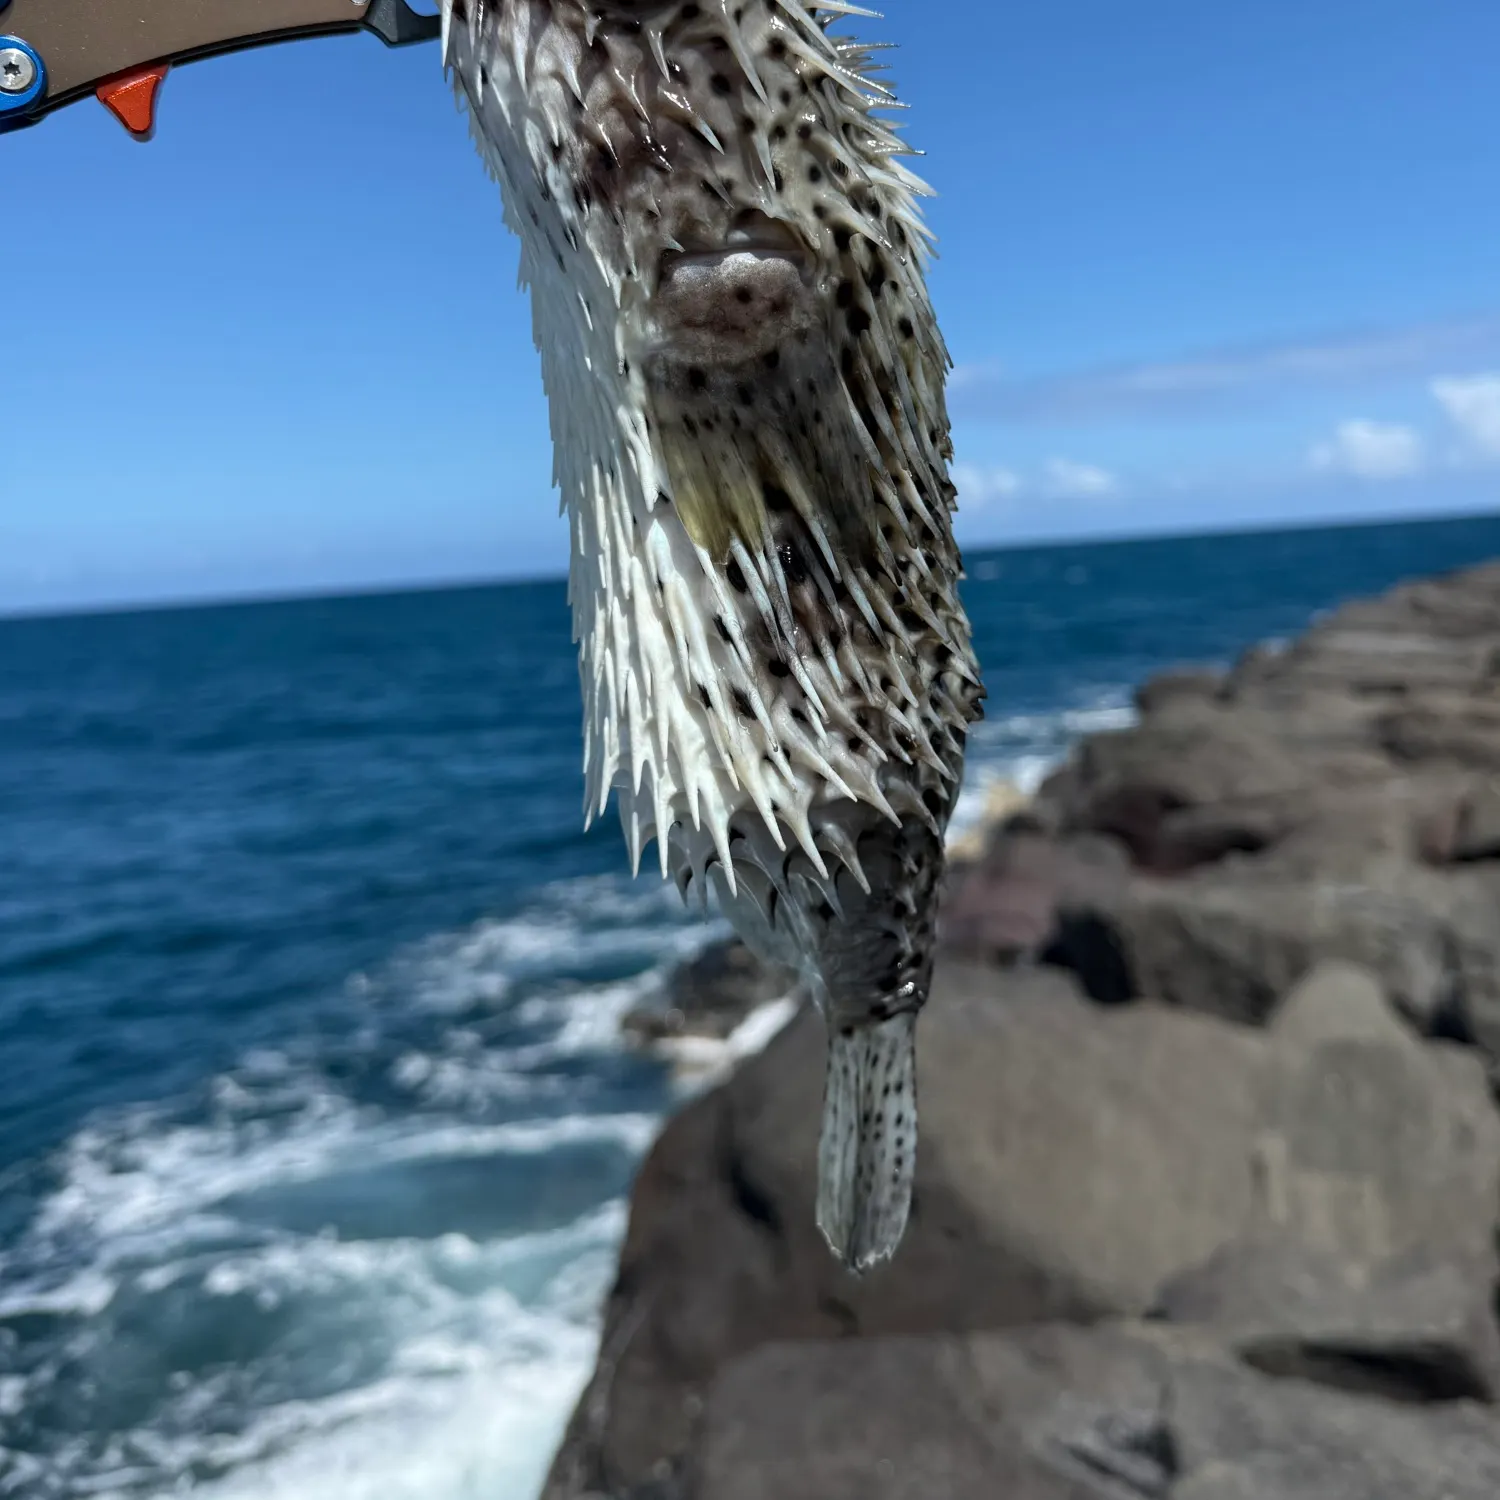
[686,1322,1500,1500]
[548,957,1500,1496]
[1155,1238,1500,1404]
[621,939,795,1046]
[564,560,1500,1499]
[939,819,1130,974]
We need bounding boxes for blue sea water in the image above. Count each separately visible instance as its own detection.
[3,513,1500,1499]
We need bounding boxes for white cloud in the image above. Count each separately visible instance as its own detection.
[1308,419,1424,480]
[950,312,1500,423]
[952,463,1023,509]
[1431,374,1500,458]
[1044,458,1120,501]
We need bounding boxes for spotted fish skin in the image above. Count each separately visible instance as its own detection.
[442,0,983,1272]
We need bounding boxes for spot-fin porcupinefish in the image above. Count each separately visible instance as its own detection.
[441,0,983,1274]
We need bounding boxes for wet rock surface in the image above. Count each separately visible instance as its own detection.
[620,939,795,1045]
[565,560,1500,1498]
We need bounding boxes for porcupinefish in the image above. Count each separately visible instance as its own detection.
[441,0,983,1273]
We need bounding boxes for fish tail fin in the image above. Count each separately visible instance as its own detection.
[816,1012,918,1275]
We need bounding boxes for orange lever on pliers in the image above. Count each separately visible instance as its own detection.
[0,0,440,140]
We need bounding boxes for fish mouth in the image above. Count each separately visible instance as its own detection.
[657,212,810,285]
[644,213,818,367]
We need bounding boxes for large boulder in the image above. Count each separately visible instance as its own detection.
[1038,695,1394,874]
[940,820,1131,988]
[685,1322,1500,1500]
[1112,856,1500,1052]
[542,960,1500,1497]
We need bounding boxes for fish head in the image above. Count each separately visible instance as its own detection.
[444,0,955,560]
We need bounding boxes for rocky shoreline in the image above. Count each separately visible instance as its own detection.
[547,558,1500,1500]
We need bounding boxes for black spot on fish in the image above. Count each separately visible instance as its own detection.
[726,560,747,593]
[714,615,732,642]
[768,658,790,678]
[733,689,754,719]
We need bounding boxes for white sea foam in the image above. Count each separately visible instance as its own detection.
[11,1221,622,1500]
[4,695,1133,1500]
[655,993,803,1084]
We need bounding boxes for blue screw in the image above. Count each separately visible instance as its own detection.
[0,35,44,117]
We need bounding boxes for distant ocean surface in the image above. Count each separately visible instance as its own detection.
[4,513,1500,1500]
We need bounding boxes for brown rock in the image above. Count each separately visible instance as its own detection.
[621,939,795,1045]
[940,821,1063,960]
[687,1323,1500,1500]
[1378,695,1500,771]
[939,823,1129,972]
[543,956,1500,1496]
[1047,705,1309,869]
[1156,1237,1500,1403]
[543,965,1115,1500]
[1133,668,1226,715]
[1451,778,1500,860]
[1250,961,1500,1270]
[1116,867,1461,1030]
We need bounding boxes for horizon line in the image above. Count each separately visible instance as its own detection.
[5,504,1498,627]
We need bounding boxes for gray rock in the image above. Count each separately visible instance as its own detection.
[1155,1237,1500,1403]
[542,957,1500,1496]
[939,825,1131,990]
[1249,962,1500,1271]
[1116,867,1466,1031]
[621,939,795,1044]
[1378,696,1500,772]
[1134,669,1227,716]
[1451,778,1500,861]
[687,1323,1500,1500]
[1044,705,1311,870]
[542,965,1116,1500]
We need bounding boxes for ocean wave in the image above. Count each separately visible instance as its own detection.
[2,1208,623,1500]
[0,863,701,1500]
[0,693,1138,1500]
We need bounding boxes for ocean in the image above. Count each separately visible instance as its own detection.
[3,513,1500,1500]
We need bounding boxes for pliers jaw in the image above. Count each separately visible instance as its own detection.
[0,0,442,139]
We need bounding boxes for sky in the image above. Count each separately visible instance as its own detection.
[3,0,1500,613]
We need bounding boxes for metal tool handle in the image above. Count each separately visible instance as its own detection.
[0,0,440,134]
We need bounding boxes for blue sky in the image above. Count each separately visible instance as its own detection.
[3,0,1499,613]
